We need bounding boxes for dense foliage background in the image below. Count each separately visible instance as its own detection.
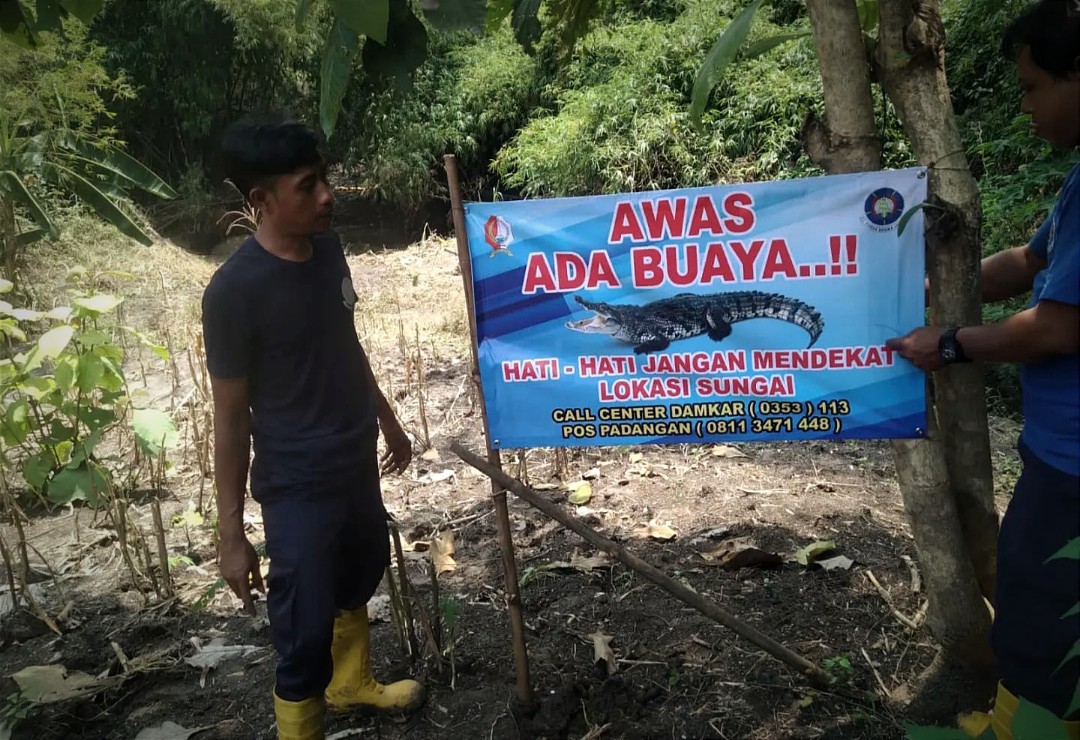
[3,0,1076,413]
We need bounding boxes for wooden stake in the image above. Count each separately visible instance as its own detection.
[451,441,835,690]
[443,154,535,706]
[388,521,420,660]
[383,565,410,656]
[0,524,20,611]
[151,500,173,597]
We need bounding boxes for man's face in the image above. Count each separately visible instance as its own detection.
[1017,46,1080,149]
[255,162,334,236]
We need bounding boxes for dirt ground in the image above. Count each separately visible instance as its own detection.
[0,198,1025,740]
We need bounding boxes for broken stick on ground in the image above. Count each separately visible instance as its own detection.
[451,441,836,690]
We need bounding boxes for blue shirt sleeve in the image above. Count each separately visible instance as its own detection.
[1037,168,1080,307]
[201,272,251,379]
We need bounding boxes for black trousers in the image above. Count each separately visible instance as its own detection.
[261,434,390,702]
[991,440,1080,719]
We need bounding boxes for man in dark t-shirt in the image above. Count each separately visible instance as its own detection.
[201,116,423,740]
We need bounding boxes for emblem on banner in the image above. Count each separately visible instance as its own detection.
[863,187,905,230]
[484,215,514,257]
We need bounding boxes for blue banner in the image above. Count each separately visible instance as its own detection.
[464,168,928,450]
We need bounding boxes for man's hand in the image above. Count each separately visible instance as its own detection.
[886,326,945,371]
[218,533,264,615]
[379,418,413,475]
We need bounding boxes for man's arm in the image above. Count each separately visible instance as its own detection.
[978,245,1046,303]
[358,348,413,475]
[359,350,395,426]
[924,245,1045,306]
[887,299,1079,370]
[955,299,1079,363]
[209,375,264,613]
[211,376,251,540]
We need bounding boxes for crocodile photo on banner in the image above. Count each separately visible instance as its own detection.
[463,167,928,450]
[566,291,825,354]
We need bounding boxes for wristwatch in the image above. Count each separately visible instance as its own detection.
[938,327,971,364]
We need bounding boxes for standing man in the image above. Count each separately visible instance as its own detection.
[202,115,424,740]
[887,1,1079,737]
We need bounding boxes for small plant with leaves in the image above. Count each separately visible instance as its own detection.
[0,270,177,508]
[823,653,854,685]
[439,597,461,689]
[0,691,33,734]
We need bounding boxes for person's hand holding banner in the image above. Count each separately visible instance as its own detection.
[886,326,948,372]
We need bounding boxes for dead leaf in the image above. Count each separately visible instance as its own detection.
[185,639,262,671]
[711,445,747,459]
[590,632,617,675]
[367,594,392,623]
[793,540,836,566]
[639,522,673,540]
[421,448,441,462]
[538,550,613,575]
[12,664,123,703]
[567,481,593,505]
[813,555,855,572]
[570,550,613,570]
[419,469,455,485]
[134,721,210,740]
[567,551,612,572]
[689,526,731,545]
[582,467,600,480]
[701,537,783,570]
[400,538,428,553]
[430,531,457,575]
[532,483,560,491]
[1,583,46,617]
[327,730,368,740]
[628,452,643,464]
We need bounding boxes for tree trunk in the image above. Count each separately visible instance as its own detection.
[877,0,999,607]
[804,0,993,669]
[893,409,995,662]
[804,0,881,172]
[0,196,16,283]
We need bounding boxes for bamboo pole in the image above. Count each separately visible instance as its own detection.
[443,154,535,706]
[450,441,836,690]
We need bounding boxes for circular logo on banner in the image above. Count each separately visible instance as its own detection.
[863,188,905,230]
[484,215,514,257]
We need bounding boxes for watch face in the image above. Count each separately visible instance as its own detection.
[942,343,956,361]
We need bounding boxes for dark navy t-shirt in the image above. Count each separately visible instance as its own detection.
[201,232,377,497]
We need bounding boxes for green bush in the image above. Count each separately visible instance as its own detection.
[88,0,324,183]
[333,27,537,210]
[0,22,133,140]
[494,0,823,196]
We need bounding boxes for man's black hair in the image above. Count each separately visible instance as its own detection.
[220,114,323,200]
[1002,0,1080,78]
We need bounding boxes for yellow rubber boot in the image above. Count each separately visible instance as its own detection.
[273,693,325,740]
[958,682,1080,740]
[325,606,425,713]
